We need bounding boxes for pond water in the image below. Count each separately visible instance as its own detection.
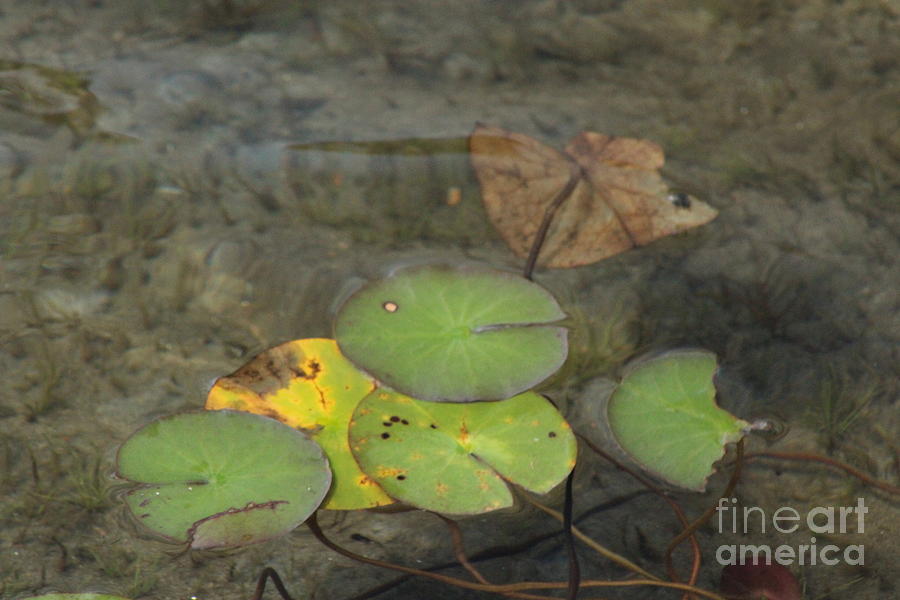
[1,1,897,599]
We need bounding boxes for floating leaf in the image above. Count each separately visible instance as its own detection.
[205,338,393,510]
[606,350,748,491]
[349,389,577,514]
[334,264,567,402]
[117,410,331,549]
[469,124,718,268]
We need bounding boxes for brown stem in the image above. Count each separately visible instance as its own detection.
[562,471,581,600]
[251,567,294,600]
[663,439,744,597]
[523,159,582,280]
[573,578,727,600]
[743,451,900,495]
[434,513,490,585]
[349,492,649,600]
[676,504,703,600]
[523,495,659,581]
[577,433,701,585]
[308,512,727,599]
[306,512,558,599]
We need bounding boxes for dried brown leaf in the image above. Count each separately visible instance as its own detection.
[469,124,718,268]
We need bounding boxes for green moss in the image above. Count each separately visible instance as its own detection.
[63,456,112,512]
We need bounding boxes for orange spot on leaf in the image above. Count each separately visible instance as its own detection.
[375,466,405,479]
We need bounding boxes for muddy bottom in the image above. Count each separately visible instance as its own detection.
[1,1,897,599]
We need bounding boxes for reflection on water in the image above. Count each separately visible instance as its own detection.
[1,1,897,599]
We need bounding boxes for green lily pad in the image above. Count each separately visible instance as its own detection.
[22,596,130,600]
[606,350,749,491]
[117,410,331,549]
[205,338,393,510]
[349,389,577,514]
[334,264,568,402]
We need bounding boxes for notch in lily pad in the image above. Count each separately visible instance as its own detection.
[334,264,568,402]
[116,410,331,550]
[350,388,577,514]
[606,350,749,491]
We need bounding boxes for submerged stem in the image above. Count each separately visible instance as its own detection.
[251,567,294,600]
[664,439,744,587]
[524,495,659,581]
[523,160,582,280]
[743,451,900,495]
[562,472,581,600]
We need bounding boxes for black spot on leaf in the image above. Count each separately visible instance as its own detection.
[668,192,691,209]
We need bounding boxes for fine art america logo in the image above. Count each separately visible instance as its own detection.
[715,497,867,566]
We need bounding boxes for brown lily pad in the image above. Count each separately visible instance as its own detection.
[469,124,718,268]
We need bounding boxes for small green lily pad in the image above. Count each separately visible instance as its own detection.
[607,350,748,491]
[334,264,568,402]
[117,410,331,549]
[350,389,577,514]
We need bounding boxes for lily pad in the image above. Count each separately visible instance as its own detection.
[334,264,568,402]
[606,350,748,491]
[205,338,393,510]
[117,410,331,549]
[349,388,577,514]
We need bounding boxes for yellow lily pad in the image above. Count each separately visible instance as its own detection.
[205,338,394,510]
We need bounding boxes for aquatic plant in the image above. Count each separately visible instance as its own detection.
[110,125,736,597]
[105,125,898,600]
[115,259,747,600]
[196,264,576,522]
[117,410,330,549]
[334,263,568,402]
[605,350,748,491]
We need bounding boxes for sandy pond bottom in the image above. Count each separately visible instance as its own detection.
[1,1,898,599]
